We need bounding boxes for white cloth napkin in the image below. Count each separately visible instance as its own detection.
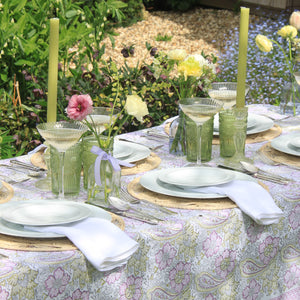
[190,180,283,225]
[25,217,139,271]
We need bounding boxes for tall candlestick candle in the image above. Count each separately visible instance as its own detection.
[236,7,250,108]
[47,18,59,122]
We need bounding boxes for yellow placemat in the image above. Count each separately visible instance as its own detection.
[127,177,237,210]
[0,213,124,252]
[0,182,14,204]
[164,121,282,145]
[259,142,300,168]
[31,151,161,176]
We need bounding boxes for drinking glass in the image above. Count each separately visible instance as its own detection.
[86,107,120,135]
[36,121,88,199]
[208,82,250,110]
[179,98,223,165]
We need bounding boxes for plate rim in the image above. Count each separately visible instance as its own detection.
[115,140,151,163]
[158,167,235,189]
[140,167,256,199]
[214,113,274,135]
[1,200,91,227]
[0,200,111,238]
[271,133,300,157]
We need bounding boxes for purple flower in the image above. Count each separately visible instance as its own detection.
[242,279,261,300]
[284,264,300,289]
[64,289,89,300]
[215,249,236,278]
[119,275,143,300]
[258,236,280,265]
[155,242,177,270]
[289,203,300,230]
[45,267,70,298]
[203,231,222,257]
[169,262,191,293]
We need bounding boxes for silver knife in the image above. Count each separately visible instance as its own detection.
[86,203,160,225]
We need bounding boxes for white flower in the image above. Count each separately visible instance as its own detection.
[125,95,149,122]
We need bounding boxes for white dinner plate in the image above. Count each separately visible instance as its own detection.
[140,168,256,199]
[289,136,300,149]
[214,113,274,135]
[158,167,235,189]
[113,143,133,159]
[271,133,300,157]
[114,140,151,163]
[1,201,91,226]
[0,200,111,238]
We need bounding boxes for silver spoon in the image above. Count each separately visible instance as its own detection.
[240,161,291,184]
[108,196,163,221]
[0,164,45,178]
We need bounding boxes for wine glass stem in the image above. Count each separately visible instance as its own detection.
[58,151,66,199]
[196,123,202,165]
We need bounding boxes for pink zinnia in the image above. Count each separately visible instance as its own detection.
[67,94,93,121]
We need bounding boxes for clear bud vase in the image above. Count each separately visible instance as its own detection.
[87,136,121,205]
[169,109,186,156]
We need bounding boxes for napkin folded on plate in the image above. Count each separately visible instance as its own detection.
[190,180,283,225]
[25,217,139,271]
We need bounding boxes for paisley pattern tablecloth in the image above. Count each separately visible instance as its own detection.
[0,105,299,300]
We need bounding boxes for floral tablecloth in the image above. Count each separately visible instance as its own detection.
[0,105,299,300]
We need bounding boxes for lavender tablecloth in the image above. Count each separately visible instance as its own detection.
[0,104,299,300]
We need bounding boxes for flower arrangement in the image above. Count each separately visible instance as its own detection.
[255,13,300,115]
[66,93,149,149]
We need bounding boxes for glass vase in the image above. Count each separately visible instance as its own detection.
[185,116,214,162]
[279,79,300,116]
[86,135,121,204]
[169,109,186,156]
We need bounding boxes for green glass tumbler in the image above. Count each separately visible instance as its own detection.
[219,109,236,158]
[185,116,214,162]
[50,141,82,196]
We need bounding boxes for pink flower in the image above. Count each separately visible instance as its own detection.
[67,94,93,121]
[203,231,222,257]
[169,262,191,293]
[284,264,300,289]
[45,267,70,298]
[242,279,261,300]
[290,11,300,30]
[215,249,236,278]
[119,275,143,300]
[258,236,279,265]
[64,289,89,300]
[155,242,177,270]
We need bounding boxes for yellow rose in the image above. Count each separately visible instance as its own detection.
[178,56,203,79]
[168,49,187,61]
[277,25,297,39]
[255,34,273,52]
[124,94,149,122]
[290,11,300,31]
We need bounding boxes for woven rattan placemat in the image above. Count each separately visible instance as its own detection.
[31,151,161,176]
[0,213,124,252]
[127,177,237,210]
[259,142,300,168]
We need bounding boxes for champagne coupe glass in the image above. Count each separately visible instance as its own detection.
[86,107,120,135]
[37,121,88,199]
[208,82,250,110]
[179,98,223,166]
[294,72,300,85]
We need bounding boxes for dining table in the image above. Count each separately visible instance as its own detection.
[0,104,299,300]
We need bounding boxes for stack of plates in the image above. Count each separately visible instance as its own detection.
[139,167,255,199]
[271,132,300,156]
[114,141,151,163]
[0,200,111,238]
[214,113,274,135]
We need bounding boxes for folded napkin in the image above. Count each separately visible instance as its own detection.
[25,217,139,271]
[190,180,283,225]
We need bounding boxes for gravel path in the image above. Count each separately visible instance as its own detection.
[100,7,266,68]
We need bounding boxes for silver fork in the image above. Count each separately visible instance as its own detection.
[118,138,164,151]
[120,186,176,215]
[257,150,300,170]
